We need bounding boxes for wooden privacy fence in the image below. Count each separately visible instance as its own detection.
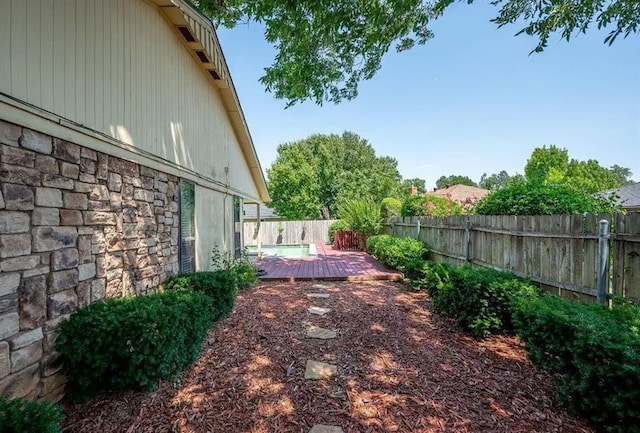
[382,213,640,302]
[244,219,338,246]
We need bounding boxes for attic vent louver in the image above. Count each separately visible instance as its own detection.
[177,26,196,42]
[195,51,209,63]
[209,70,221,80]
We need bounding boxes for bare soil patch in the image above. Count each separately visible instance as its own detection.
[62,281,594,433]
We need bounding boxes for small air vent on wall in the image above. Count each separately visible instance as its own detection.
[177,26,196,42]
[195,51,209,63]
[209,70,221,80]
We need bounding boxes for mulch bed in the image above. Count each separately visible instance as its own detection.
[61,281,594,433]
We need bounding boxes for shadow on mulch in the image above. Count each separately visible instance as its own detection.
[61,281,595,433]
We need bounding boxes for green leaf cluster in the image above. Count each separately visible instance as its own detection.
[210,246,258,289]
[164,270,239,319]
[475,180,610,215]
[56,290,216,400]
[401,195,464,217]
[367,234,429,274]
[514,295,640,431]
[328,219,351,243]
[0,397,63,433]
[337,199,381,238]
[380,197,402,218]
[435,175,477,189]
[267,132,402,219]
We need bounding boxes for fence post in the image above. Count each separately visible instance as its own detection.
[416,219,421,239]
[464,217,472,263]
[391,220,396,236]
[597,219,610,305]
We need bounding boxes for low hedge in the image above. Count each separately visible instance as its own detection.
[164,270,238,320]
[433,266,539,337]
[56,290,215,400]
[514,295,640,432]
[328,220,351,244]
[367,234,429,274]
[0,397,62,433]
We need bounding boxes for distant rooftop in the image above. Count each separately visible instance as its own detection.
[426,184,490,206]
[243,203,280,219]
[600,182,640,210]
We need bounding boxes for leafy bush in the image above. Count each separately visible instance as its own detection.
[211,246,257,289]
[474,181,603,215]
[0,397,62,433]
[337,198,381,237]
[514,295,640,432]
[409,260,454,298]
[433,266,539,337]
[56,290,215,400]
[164,270,238,320]
[367,235,429,274]
[380,197,402,218]
[401,195,464,217]
[328,219,351,243]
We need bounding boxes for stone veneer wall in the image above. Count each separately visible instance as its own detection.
[0,120,180,401]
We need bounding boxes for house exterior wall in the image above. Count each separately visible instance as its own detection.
[0,0,260,201]
[0,0,263,401]
[0,120,180,400]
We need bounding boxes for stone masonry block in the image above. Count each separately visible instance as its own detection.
[60,209,83,226]
[1,145,35,167]
[49,269,79,293]
[0,211,29,233]
[2,184,34,210]
[0,120,21,147]
[0,363,39,398]
[61,162,79,179]
[0,312,19,340]
[42,174,74,190]
[35,188,63,207]
[32,226,77,252]
[8,328,43,350]
[35,155,58,174]
[63,192,88,209]
[0,164,41,186]
[51,248,79,271]
[0,255,39,272]
[20,129,52,154]
[48,289,78,319]
[0,234,31,258]
[0,273,20,297]
[10,341,43,373]
[0,342,9,379]
[52,139,80,163]
[32,207,60,226]
[18,276,47,330]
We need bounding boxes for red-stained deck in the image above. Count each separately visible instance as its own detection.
[255,244,403,282]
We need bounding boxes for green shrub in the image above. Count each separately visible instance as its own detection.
[164,270,238,320]
[0,397,62,433]
[367,235,429,274]
[328,219,351,243]
[56,290,215,400]
[401,195,464,217]
[433,266,538,337]
[514,295,640,432]
[474,181,602,215]
[211,246,257,289]
[409,261,454,298]
[337,198,381,238]
[380,197,402,218]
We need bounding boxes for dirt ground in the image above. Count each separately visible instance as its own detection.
[62,280,595,433]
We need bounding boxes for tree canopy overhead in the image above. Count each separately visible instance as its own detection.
[192,0,638,106]
[435,175,477,189]
[266,132,402,219]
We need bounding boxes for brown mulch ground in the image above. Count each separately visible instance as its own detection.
[62,281,595,433]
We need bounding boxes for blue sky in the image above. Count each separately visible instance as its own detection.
[217,2,640,189]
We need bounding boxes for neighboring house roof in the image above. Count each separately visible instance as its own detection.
[426,184,490,205]
[243,203,280,219]
[150,0,269,202]
[600,182,640,210]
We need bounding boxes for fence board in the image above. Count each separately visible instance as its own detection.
[244,219,338,247]
[382,212,640,302]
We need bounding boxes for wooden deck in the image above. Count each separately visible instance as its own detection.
[255,244,403,282]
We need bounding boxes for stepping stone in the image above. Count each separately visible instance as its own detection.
[309,425,344,433]
[312,284,332,290]
[307,306,331,316]
[306,326,337,340]
[305,360,337,379]
[307,293,330,299]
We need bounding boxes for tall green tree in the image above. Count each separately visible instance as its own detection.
[400,178,427,195]
[435,175,477,189]
[266,132,402,219]
[524,145,634,194]
[479,170,524,190]
[192,0,638,105]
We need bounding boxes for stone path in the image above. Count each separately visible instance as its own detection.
[305,284,342,433]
